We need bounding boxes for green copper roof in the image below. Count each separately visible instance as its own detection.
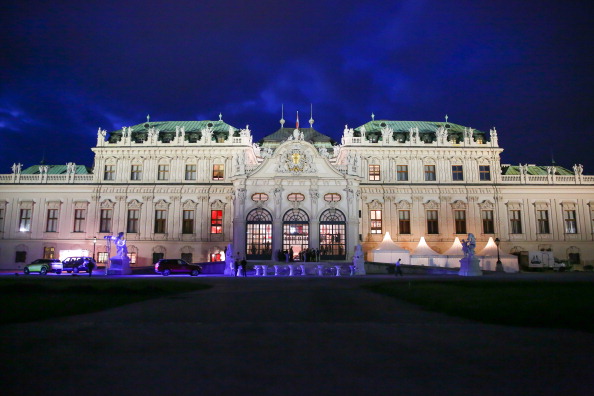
[112,120,239,134]
[501,165,574,176]
[355,120,487,135]
[21,165,92,175]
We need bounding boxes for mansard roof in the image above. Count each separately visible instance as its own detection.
[260,127,335,144]
[22,165,92,174]
[111,120,239,134]
[501,165,574,176]
[355,120,487,136]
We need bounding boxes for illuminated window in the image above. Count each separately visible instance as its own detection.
[564,210,577,234]
[454,210,466,234]
[482,210,494,234]
[369,165,380,181]
[157,164,169,181]
[287,193,305,202]
[424,165,436,181]
[397,165,408,181]
[46,209,58,232]
[44,246,55,259]
[537,210,550,234]
[97,252,108,263]
[211,210,223,234]
[185,164,196,181]
[427,210,439,234]
[130,165,142,181]
[154,210,167,233]
[399,210,410,234]
[127,209,139,233]
[324,193,341,202]
[479,165,491,181]
[127,252,137,264]
[19,209,31,232]
[99,209,112,233]
[182,210,194,234]
[212,164,224,180]
[104,165,115,181]
[370,210,382,234]
[73,209,85,232]
[510,210,522,234]
[252,193,269,202]
[452,165,464,181]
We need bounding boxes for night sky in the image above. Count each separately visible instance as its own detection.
[2,1,593,173]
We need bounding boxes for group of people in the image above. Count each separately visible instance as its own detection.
[276,247,322,262]
[234,253,247,277]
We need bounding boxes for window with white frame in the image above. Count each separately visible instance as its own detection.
[157,164,169,181]
[154,210,167,233]
[482,210,494,234]
[454,210,467,234]
[99,209,112,233]
[510,210,522,234]
[19,209,32,232]
[479,165,491,181]
[130,165,142,181]
[73,209,85,232]
[212,164,224,180]
[368,165,380,181]
[397,165,408,181]
[452,165,464,181]
[370,210,382,234]
[537,210,550,234]
[399,210,410,234]
[182,210,194,234]
[564,210,577,234]
[104,165,115,181]
[46,209,58,232]
[424,165,436,181]
[185,164,196,180]
[127,209,139,233]
[427,210,439,234]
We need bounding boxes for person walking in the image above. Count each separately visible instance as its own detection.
[395,258,403,276]
[241,258,247,277]
[87,259,95,277]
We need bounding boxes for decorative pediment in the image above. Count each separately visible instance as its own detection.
[128,199,143,209]
[181,245,194,254]
[450,200,467,210]
[478,200,495,210]
[560,201,577,210]
[155,199,170,209]
[100,199,115,209]
[153,245,166,254]
[505,201,522,210]
[211,199,226,210]
[182,199,197,209]
[423,200,440,210]
[46,200,62,209]
[367,199,383,210]
[395,200,411,210]
[532,201,549,210]
[73,200,89,209]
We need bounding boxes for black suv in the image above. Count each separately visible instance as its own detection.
[154,259,202,276]
[62,257,96,274]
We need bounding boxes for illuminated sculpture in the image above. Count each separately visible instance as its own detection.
[459,233,482,277]
[104,232,131,275]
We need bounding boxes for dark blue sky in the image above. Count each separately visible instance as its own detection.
[2,1,593,173]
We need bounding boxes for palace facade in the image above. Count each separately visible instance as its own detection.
[1,115,593,270]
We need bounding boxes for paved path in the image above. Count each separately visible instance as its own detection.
[1,275,594,395]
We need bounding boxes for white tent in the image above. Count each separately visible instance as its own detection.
[411,237,446,267]
[442,237,464,268]
[477,237,519,273]
[371,232,410,264]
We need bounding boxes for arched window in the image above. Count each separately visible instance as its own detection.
[319,209,347,260]
[282,209,309,261]
[246,208,273,260]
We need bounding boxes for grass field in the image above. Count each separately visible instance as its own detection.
[364,279,594,333]
[0,276,210,325]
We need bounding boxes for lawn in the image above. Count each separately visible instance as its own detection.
[364,279,594,333]
[0,276,211,325]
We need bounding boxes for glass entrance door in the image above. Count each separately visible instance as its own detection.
[282,209,309,261]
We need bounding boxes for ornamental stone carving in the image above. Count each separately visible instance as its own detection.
[367,199,383,210]
[478,200,495,210]
[423,200,440,210]
[276,146,316,173]
[211,199,226,210]
[396,200,412,209]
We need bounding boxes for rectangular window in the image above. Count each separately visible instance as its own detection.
[537,210,550,234]
[455,210,467,234]
[370,210,382,234]
[510,210,522,234]
[479,165,491,181]
[15,251,27,263]
[127,252,137,265]
[157,164,169,181]
[97,252,108,264]
[44,246,55,259]
[131,165,142,181]
[211,210,223,234]
[182,210,194,234]
[212,164,224,180]
[19,209,31,232]
[46,209,58,232]
[73,209,85,232]
[399,210,411,234]
[99,209,112,233]
[154,210,167,233]
[0,208,5,232]
[427,210,439,234]
[104,165,115,181]
[452,165,464,181]
[127,209,139,233]
[424,165,436,181]
[185,164,197,181]
[181,253,193,263]
[369,165,380,181]
[397,165,409,181]
[564,210,577,234]
[482,210,494,234]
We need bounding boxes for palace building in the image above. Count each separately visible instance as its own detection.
[1,114,593,270]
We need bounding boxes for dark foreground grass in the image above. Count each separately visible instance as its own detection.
[364,280,594,333]
[0,277,211,325]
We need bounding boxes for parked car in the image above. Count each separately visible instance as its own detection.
[62,257,96,274]
[154,259,202,276]
[23,259,63,275]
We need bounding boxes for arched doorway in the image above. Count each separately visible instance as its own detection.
[283,209,309,261]
[319,209,346,260]
[246,208,273,260]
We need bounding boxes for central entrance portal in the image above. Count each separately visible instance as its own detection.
[282,209,309,261]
